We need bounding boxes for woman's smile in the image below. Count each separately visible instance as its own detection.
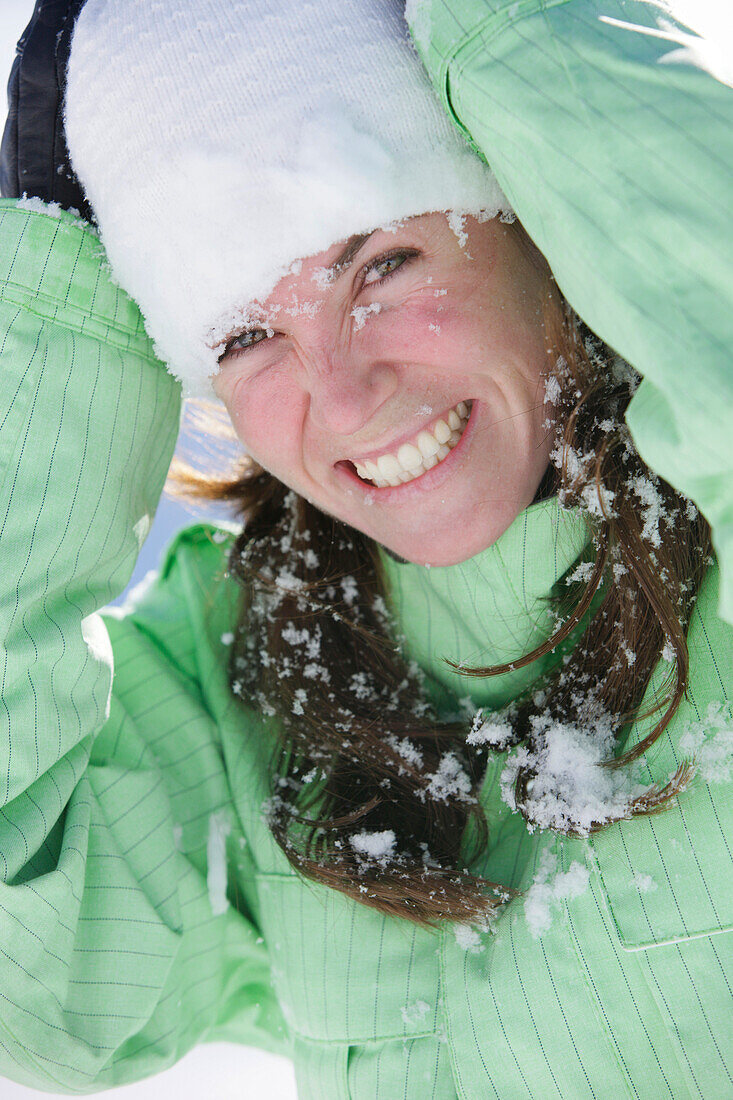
[336,398,477,497]
[213,212,558,564]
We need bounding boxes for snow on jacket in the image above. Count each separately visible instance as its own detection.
[1,1,731,1096]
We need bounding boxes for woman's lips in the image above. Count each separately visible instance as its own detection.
[335,399,479,501]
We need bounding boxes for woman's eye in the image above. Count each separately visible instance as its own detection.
[363,250,413,286]
[222,327,272,359]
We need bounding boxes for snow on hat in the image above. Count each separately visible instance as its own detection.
[64,0,509,397]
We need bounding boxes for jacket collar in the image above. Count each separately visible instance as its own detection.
[378,497,593,713]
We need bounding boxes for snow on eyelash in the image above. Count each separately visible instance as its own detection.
[222,249,417,357]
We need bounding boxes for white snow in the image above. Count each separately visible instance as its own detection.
[632,872,657,894]
[351,302,382,331]
[500,695,649,835]
[400,999,431,1027]
[64,0,508,396]
[524,848,590,939]
[350,829,397,862]
[453,923,484,952]
[206,811,232,916]
[425,752,473,802]
[467,710,514,749]
[678,701,733,784]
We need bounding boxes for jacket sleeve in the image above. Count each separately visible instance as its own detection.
[407,0,733,625]
[0,201,287,1095]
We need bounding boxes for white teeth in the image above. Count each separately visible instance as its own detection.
[377,453,401,478]
[433,419,451,444]
[416,431,440,458]
[351,400,472,488]
[397,442,423,470]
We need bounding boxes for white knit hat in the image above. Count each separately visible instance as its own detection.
[64,0,509,397]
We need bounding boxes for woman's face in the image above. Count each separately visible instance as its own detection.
[212,212,556,565]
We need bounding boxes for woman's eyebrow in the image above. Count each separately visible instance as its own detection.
[328,230,377,275]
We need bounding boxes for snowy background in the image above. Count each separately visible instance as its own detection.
[0,3,296,1097]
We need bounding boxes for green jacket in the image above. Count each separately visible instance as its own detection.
[1,3,731,1096]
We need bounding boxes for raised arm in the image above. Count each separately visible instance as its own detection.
[0,202,286,1092]
[407,0,733,622]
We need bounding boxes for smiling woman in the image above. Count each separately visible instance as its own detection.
[1,0,732,1098]
[212,213,556,565]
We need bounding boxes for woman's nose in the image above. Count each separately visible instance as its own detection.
[306,354,399,436]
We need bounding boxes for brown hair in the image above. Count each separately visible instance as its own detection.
[169,221,712,926]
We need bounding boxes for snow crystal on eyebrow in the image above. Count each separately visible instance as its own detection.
[311,265,336,289]
[425,752,473,802]
[284,298,321,319]
[351,302,382,331]
[524,849,590,939]
[467,710,514,748]
[350,829,397,862]
[207,810,232,916]
[678,701,733,784]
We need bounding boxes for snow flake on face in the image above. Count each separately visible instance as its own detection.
[351,302,381,331]
[523,847,590,939]
[446,211,468,249]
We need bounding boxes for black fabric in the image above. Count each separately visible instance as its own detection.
[0,0,92,221]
